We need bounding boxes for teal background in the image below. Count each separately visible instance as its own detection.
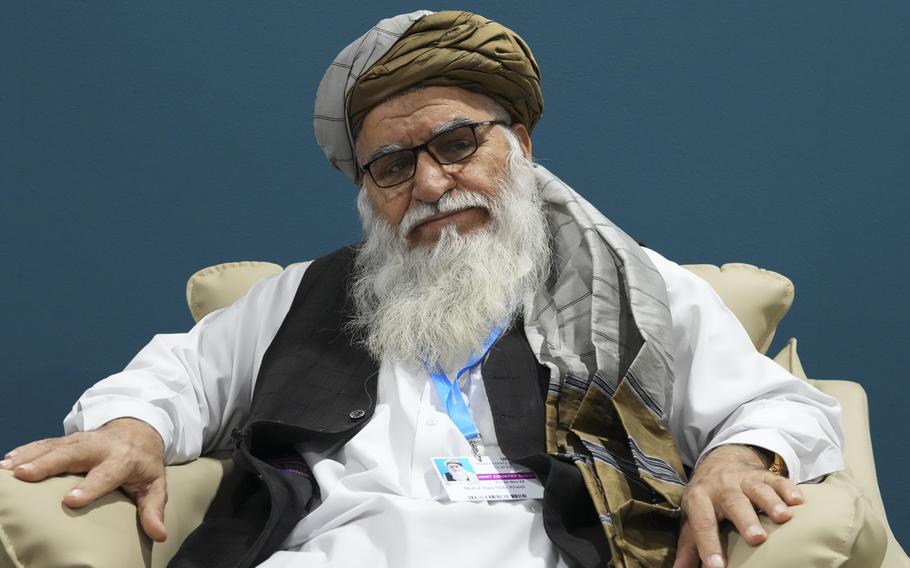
[1,1,907,547]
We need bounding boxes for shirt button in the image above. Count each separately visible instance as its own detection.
[349,409,366,419]
[425,417,438,426]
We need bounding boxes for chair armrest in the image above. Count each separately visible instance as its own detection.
[0,454,232,568]
[725,471,888,567]
[807,379,884,517]
[807,379,910,567]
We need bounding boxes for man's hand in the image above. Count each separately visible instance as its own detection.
[673,444,803,568]
[0,418,169,542]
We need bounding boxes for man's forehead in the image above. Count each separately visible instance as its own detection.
[356,87,499,156]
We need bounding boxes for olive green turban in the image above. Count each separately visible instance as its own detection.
[313,10,543,183]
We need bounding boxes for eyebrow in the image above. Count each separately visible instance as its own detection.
[365,116,477,164]
[366,143,405,164]
[429,116,474,137]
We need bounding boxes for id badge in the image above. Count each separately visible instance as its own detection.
[431,455,544,502]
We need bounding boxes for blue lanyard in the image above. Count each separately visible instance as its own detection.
[427,326,504,445]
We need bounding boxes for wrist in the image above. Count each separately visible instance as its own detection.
[741,444,788,477]
[101,417,165,454]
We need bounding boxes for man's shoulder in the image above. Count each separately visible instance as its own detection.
[253,243,363,310]
[218,246,354,325]
[638,247,723,309]
[641,246,683,282]
[309,243,361,269]
[288,243,361,286]
[270,243,362,289]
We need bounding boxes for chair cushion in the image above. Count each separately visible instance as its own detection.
[186,261,283,322]
[682,263,794,354]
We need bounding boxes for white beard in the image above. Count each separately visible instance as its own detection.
[348,149,551,373]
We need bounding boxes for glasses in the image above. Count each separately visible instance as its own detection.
[361,120,507,188]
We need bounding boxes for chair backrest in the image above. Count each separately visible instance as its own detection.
[681,263,793,354]
[186,261,283,323]
[186,261,794,355]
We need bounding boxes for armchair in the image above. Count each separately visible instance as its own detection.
[1,260,906,567]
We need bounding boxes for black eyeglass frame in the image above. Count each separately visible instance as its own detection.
[360,120,509,188]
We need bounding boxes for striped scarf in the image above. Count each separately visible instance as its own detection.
[529,164,687,567]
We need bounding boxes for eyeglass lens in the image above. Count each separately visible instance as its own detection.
[369,125,479,188]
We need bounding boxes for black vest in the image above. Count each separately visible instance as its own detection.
[170,246,611,568]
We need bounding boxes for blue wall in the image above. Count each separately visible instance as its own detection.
[2,2,907,547]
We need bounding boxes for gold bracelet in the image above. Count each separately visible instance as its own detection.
[768,452,788,477]
[744,445,789,477]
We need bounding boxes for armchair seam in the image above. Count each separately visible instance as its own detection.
[830,481,861,568]
[0,522,27,568]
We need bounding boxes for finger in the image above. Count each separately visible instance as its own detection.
[135,475,168,542]
[12,440,95,482]
[687,492,726,568]
[62,463,127,508]
[718,487,767,545]
[768,474,804,505]
[673,522,700,568]
[1,438,66,469]
[742,478,791,525]
[1,446,25,467]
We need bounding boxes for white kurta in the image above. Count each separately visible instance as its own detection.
[63,248,845,568]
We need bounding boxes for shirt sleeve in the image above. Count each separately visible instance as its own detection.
[62,262,312,464]
[644,249,845,483]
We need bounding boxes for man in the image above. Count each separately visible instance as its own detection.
[0,10,845,568]
[444,460,477,483]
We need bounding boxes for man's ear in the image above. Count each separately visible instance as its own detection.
[509,123,533,159]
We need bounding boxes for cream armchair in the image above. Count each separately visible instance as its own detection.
[1,261,906,568]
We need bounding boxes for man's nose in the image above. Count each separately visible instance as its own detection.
[410,150,455,204]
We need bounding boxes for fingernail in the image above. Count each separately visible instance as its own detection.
[790,490,803,501]
[707,554,725,568]
[746,525,765,538]
[773,504,788,516]
[16,463,33,471]
[4,451,17,459]
[0,460,10,469]
[67,488,83,498]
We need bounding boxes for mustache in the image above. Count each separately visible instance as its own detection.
[397,190,494,238]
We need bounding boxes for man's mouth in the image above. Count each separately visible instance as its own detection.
[409,206,485,236]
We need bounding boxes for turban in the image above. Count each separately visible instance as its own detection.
[313,10,543,183]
